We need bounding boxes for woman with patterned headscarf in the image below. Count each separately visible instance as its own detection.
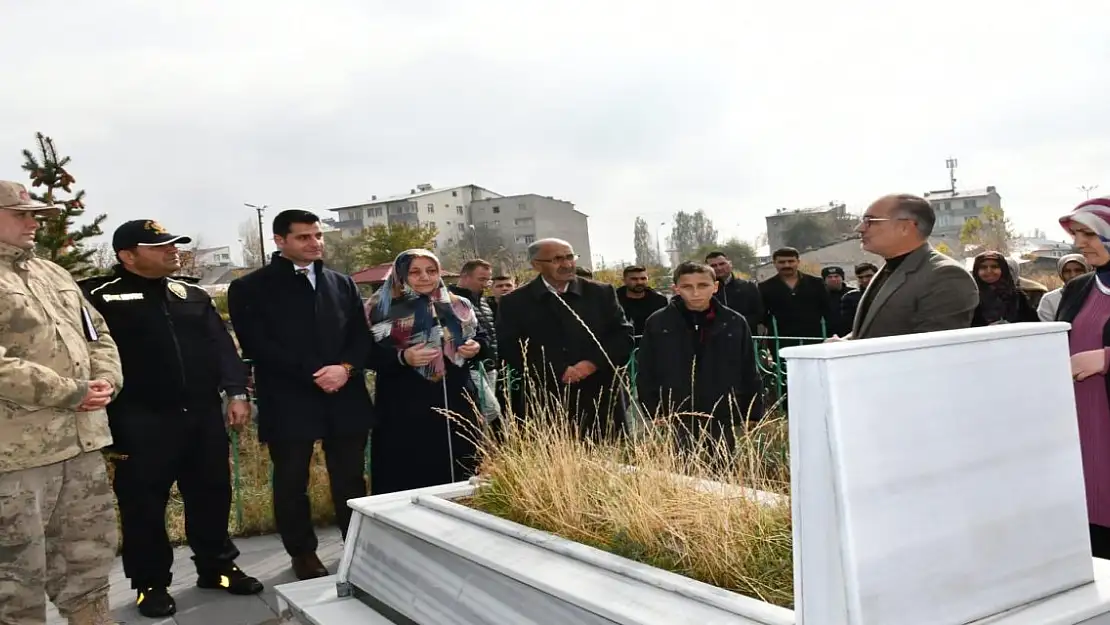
[969,251,1038,326]
[1057,197,1110,559]
[365,249,487,495]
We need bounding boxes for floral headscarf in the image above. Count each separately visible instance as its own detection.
[366,249,478,382]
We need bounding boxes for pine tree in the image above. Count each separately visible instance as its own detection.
[20,133,107,276]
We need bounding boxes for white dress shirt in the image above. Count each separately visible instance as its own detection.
[294,263,317,290]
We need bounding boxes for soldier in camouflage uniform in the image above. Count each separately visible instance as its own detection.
[0,181,124,625]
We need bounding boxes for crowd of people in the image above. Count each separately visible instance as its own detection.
[5,176,1110,624]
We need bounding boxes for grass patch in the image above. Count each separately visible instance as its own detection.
[464,406,794,608]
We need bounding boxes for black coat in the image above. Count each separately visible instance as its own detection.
[758,273,832,340]
[369,301,490,495]
[227,254,374,443]
[826,286,851,337]
[637,299,763,427]
[616,286,669,336]
[713,276,765,332]
[80,267,248,450]
[840,287,863,335]
[448,284,498,370]
[496,276,634,436]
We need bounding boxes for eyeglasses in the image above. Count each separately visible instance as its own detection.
[858,215,913,227]
[535,253,579,264]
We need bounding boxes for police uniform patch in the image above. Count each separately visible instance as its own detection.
[167,282,187,299]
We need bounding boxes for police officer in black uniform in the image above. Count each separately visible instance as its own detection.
[79,220,263,618]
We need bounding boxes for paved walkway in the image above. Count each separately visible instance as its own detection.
[46,528,344,625]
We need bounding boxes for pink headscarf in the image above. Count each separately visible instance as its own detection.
[1061,197,1110,249]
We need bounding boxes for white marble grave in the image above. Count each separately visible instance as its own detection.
[277,322,1110,625]
[783,322,1105,625]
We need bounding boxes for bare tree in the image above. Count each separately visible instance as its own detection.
[239,219,264,268]
[88,242,116,275]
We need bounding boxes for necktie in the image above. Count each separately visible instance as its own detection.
[295,268,309,277]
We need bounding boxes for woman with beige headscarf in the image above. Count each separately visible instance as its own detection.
[1037,253,1092,322]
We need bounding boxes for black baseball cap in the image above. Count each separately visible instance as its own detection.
[112,220,192,252]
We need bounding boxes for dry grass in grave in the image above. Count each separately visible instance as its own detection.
[464,398,794,609]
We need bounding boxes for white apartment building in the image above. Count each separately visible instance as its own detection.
[923,186,1004,238]
[328,183,503,250]
[194,245,233,267]
[327,184,593,269]
[468,193,593,270]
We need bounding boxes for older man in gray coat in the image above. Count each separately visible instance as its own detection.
[837,194,978,340]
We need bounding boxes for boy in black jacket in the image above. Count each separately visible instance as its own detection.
[637,262,763,458]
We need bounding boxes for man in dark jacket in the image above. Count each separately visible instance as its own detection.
[449,259,498,369]
[705,251,764,332]
[497,238,634,439]
[637,261,763,456]
[449,259,501,421]
[227,210,374,581]
[615,265,668,337]
[822,266,851,337]
[838,262,877,332]
[486,274,515,321]
[80,220,262,618]
[758,247,831,343]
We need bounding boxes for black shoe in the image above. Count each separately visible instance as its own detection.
[196,564,264,595]
[291,552,329,581]
[136,587,176,617]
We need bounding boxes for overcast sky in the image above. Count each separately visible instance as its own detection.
[2,1,1107,265]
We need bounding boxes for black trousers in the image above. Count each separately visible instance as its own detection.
[1091,524,1110,559]
[268,433,368,557]
[112,408,238,590]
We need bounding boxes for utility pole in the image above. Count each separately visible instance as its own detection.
[244,203,267,265]
[945,157,958,193]
[1079,185,1099,200]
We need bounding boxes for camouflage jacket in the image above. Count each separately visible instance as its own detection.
[0,242,123,472]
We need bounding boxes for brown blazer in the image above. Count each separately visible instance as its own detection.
[851,244,978,340]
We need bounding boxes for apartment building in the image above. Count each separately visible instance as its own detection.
[328,183,503,249]
[327,184,593,269]
[923,186,1003,238]
[468,193,593,270]
[764,202,857,251]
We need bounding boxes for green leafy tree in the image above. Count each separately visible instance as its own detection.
[782,216,834,251]
[633,217,660,266]
[20,133,106,276]
[669,210,718,260]
[322,231,362,274]
[959,205,1014,256]
[353,222,439,267]
[693,238,759,277]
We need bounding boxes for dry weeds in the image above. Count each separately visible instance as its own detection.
[466,404,794,608]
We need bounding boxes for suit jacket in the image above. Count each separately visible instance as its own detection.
[496,276,634,433]
[851,245,978,340]
[227,254,374,442]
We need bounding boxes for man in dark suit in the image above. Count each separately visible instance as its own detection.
[227,210,374,581]
[496,238,634,439]
[841,194,978,340]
